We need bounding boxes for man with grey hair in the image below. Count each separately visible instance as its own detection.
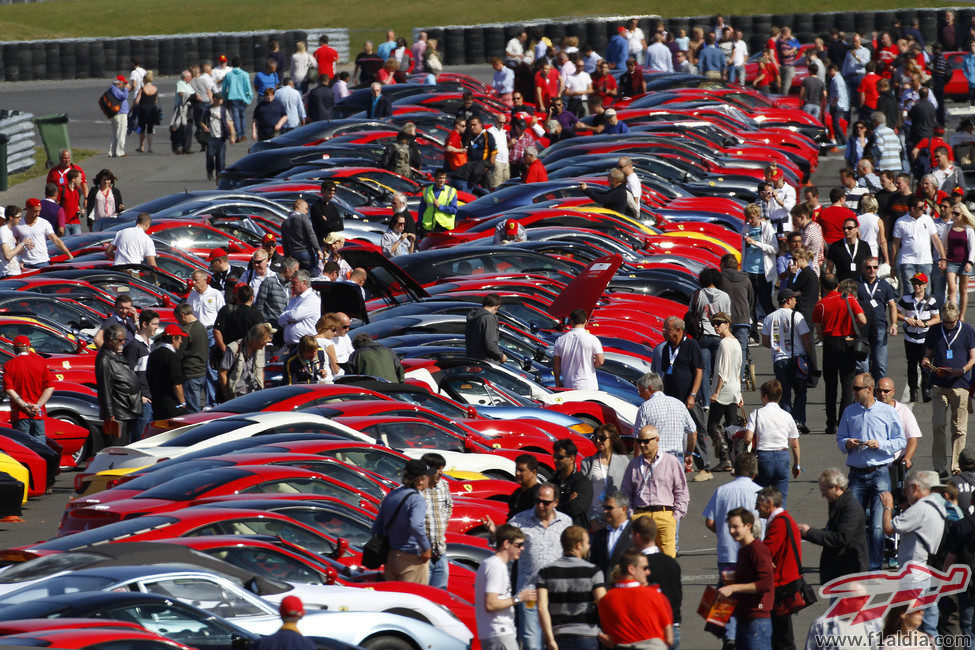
[278,269,321,348]
[798,468,868,585]
[634,372,697,474]
[871,111,903,172]
[94,322,142,446]
[578,168,629,215]
[389,192,415,235]
[590,490,633,579]
[617,156,641,216]
[242,248,290,325]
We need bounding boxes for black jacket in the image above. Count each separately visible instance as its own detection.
[94,347,142,421]
[908,100,937,146]
[310,198,344,244]
[802,488,869,585]
[85,186,123,220]
[717,268,754,325]
[787,266,820,323]
[465,307,503,362]
[554,469,592,529]
[146,345,185,420]
[210,267,242,304]
[582,183,628,215]
[646,552,683,624]
[306,84,334,123]
[366,95,392,119]
[507,482,540,519]
[590,521,633,580]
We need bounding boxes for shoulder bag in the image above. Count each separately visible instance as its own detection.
[845,296,871,362]
[361,488,413,569]
[773,516,818,616]
[786,310,819,388]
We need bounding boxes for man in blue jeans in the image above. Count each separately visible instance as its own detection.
[837,372,905,569]
[892,195,947,297]
[856,257,898,380]
[420,452,452,590]
[2,335,54,444]
[717,254,755,383]
[173,304,209,413]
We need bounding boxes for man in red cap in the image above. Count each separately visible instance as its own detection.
[260,233,281,269]
[14,198,73,269]
[493,219,527,245]
[106,74,130,157]
[256,595,314,650]
[208,247,242,302]
[146,324,188,420]
[212,55,230,94]
[2,335,55,443]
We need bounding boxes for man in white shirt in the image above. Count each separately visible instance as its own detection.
[553,308,604,391]
[875,377,922,470]
[505,31,527,66]
[617,157,641,216]
[762,289,817,433]
[745,380,801,506]
[765,167,797,235]
[646,32,673,73]
[332,312,355,364]
[491,58,515,105]
[278,269,321,347]
[475,523,537,650]
[105,212,157,267]
[730,31,748,84]
[187,269,225,329]
[0,207,25,278]
[276,76,307,130]
[211,55,230,93]
[14,198,72,268]
[892,195,948,296]
[129,59,147,98]
[486,115,510,189]
[626,19,646,64]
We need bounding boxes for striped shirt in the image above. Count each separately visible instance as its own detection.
[536,556,604,637]
[872,124,903,173]
[897,293,939,344]
[422,479,452,554]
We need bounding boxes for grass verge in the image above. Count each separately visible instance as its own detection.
[7,147,98,188]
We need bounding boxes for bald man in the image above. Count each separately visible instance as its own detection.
[876,377,921,472]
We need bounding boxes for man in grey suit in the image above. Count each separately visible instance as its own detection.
[589,490,632,581]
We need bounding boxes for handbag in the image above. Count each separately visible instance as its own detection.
[845,296,871,362]
[785,310,820,388]
[361,488,412,569]
[773,516,818,616]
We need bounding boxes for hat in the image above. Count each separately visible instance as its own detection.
[12,335,30,347]
[208,248,228,261]
[617,26,628,34]
[604,108,617,117]
[164,324,188,337]
[953,186,966,196]
[768,167,784,181]
[777,288,797,303]
[115,74,127,83]
[504,219,520,234]
[218,55,228,63]
[262,233,276,244]
[911,272,928,284]
[324,232,345,245]
[279,595,305,618]
[24,198,41,209]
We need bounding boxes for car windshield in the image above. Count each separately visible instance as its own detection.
[138,468,252,501]
[272,460,384,499]
[157,418,259,448]
[119,460,234,492]
[34,516,179,551]
[218,386,313,413]
[0,552,105,583]
[0,575,117,605]
[381,391,468,419]
[322,447,407,479]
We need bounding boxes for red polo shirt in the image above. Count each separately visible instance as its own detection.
[534,69,560,109]
[524,158,548,183]
[813,290,864,337]
[598,582,673,645]
[816,205,857,244]
[2,352,54,420]
[314,44,338,79]
[857,73,881,109]
[45,164,86,190]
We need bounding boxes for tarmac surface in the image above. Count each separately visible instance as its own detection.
[0,65,968,649]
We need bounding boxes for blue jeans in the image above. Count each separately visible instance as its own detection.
[922,601,939,637]
[290,249,316,273]
[228,100,247,138]
[855,325,889,380]
[848,466,891,570]
[736,617,772,650]
[206,137,227,177]
[899,263,933,297]
[802,103,822,120]
[11,417,45,444]
[698,335,721,408]
[671,622,680,650]
[553,635,597,650]
[718,562,738,642]
[773,358,808,425]
[206,328,218,407]
[427,552,449,589]
[64,223,82,236]
[517,602,542,650]
[133,399,152,441]
[931,263,947,305]
[732,325,750,381]
[728,65,745,84]
[183,376,206,413]
[959,592,974,644]
[756,449,792,507]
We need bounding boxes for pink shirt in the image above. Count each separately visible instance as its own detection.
[620,452,689,519]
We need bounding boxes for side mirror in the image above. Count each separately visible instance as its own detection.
[331,537,350,559]
[533,346,546,362]
[521,358,533,372]
[466,406,478,419]
[464,436,478,452]
[231,636,252,650]
[323,565,338,585]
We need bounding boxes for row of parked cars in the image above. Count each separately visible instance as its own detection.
[0,67,823,649]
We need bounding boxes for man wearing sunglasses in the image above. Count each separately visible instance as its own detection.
[825,218,872,283]
[856,256,898,380]
[330,312,355,365]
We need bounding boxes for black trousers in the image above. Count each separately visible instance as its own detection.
[905,340,930,394]
[823,336,857,429]
[772,612,795,650]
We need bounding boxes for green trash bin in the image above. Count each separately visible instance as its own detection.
[0,133,8,193]
[31,113,70,168]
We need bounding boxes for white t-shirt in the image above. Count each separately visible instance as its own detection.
[857,212,881,258]
[130,66,146,95]
[187,286,225,328]
[474,554,515,640]
[553,327,603,391]
[563,71,592,102]
[0,225,21,277]
[111,226,156,266]
[291,52,317,83]
[762,307,810,362]
[332,333,354,363]
[714,335,742,405]
[732,40,748,66]
[14,218,54,267]
[505,37,524,61]
[211,65,229,91]
[627,28,645,54]
[487,126,509,165]
[893,214,938,265]
[747,402,799,451]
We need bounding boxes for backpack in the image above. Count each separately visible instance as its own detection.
[921,499,951,571]
[382,142,412,178]
[98,89,122,119]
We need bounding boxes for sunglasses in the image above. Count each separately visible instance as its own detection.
[710,320,728,327]
[594,435,609,442]
[552,454,568,461]
[843,226,857,231]
[513,541,525,548]
[637,438,658,445]
[864,265,878,270]
[877,388,894,393]
[536,498,555,505]
[602,504,619,510]
[852,385,870,391]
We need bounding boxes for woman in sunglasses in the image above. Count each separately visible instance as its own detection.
[941,203,975,319]
[580,424,629,528]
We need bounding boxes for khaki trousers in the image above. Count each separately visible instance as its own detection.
[932,386,969,475]
[633,510,678,558]
[385,549,429,584]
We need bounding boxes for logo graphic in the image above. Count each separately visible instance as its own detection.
[820,562,971,625]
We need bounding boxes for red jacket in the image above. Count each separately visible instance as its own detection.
[764,510,802,588]
[524,159,548,184]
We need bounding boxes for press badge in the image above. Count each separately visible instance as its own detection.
[666,365,674,375]
[850,263,856,271]
[947,350,954,360]
[870,299,877,308]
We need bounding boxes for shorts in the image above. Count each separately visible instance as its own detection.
[945,261,971,276]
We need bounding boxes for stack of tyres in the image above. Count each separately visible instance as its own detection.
[793,14,815,43]
[30,42,46,81]
[918,10,939,44]
[141,39,160,73]
[874,12,894,35]
[544,22,566,47]
[444,29,465,66]
[116,38,131,72]
[88,41,105,79]
[45,42,61,81]
[0,45,14,82]
[465,27,485,64]
[102,40,118,78]
[813,13,836,37]
[157,39,175,76]
[483,27,505,61]
[854,13,876,36]
[182,36,199,70]
[835,12,856,33]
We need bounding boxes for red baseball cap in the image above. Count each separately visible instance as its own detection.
[115,74,127,83]
[279,595,305,618]
[218,55,228,63]
[617,26,628,34]
[208,248,228,261]
[164,324,188,337]
[769,168,784,181]
[262,233,276,244]
[25,198,41,209]
[505,219,520,234]
[953,186,965,196]
[12,335,30,347]
[911,272,928,284]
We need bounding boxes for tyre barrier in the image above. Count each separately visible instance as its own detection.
[0,28,348,82]
[0,111,37,176]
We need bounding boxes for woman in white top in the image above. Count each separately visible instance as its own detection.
[0,206,25,278]
[579,423,629,526]
[856,194,889,264]
[941,202,975,319]
[706,313,740,472]
[313,314,343,382]
[290,41,317,94]
[746,379,800,507]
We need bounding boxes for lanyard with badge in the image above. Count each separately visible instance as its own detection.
[846,240,859,272]
[864,280,880,308]
[666,341,679,375]
[944,324,961,360]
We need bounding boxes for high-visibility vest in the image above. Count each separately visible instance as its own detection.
[421,184,457,231]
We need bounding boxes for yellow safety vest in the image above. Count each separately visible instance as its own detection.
[422,185,457,231]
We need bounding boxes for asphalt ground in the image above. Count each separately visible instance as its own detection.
[0,66,970,649]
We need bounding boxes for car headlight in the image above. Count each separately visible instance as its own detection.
[570,423,594,435]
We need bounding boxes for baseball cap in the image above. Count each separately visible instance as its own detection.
[504,219,520,234]
[208,248,228,261]
[768,168,784,181]
[218,55,228,63]
[279,595,305,618]
[12,335,30,347]
[777,288,797,303]
[25,198,41,209]
[115,74,127,83]
[163,324,188,337]
[617,26,628,34]
[953,186,965,196]
[262,233,276,244]
[911,272,928,284]
[604,108,617,117]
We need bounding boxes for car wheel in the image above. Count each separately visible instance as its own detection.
[50,412,93,467]
[361,634,417,650]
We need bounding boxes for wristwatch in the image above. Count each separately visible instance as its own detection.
[512,595,521,605]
